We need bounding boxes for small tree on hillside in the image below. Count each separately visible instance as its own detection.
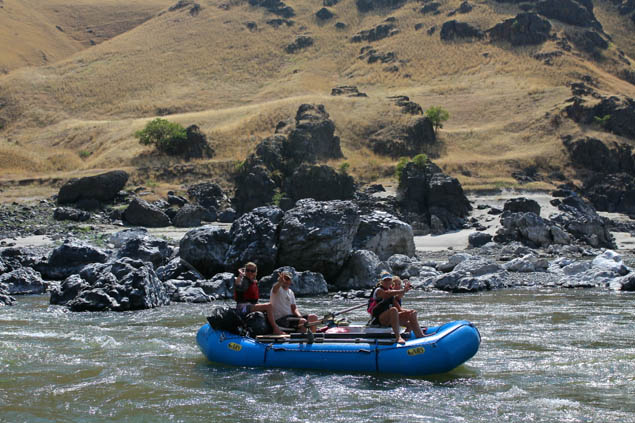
[135,118,187,155]
[425,106,450,134]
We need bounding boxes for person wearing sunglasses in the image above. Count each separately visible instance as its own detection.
[234,262,284,335]
[270,271,319,333]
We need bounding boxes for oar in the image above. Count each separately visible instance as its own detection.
[308,302,368,328]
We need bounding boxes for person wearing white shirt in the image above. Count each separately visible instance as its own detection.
[270,271,318,333]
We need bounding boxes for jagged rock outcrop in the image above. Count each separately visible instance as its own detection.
[351,22,399,43]
[53,207,90,222]
[50,258,170,312]
[440,20,484,40]
[334,250,387,289]
[488,13,552,45]
[258,266,328,297]
[224,206,284,275]
[285,36,314,53]
[331,86,367,97]
[353,211,415,260]
[397,161,471,233]
[566,95,635,140]
[277,199,360,280]
[179,226,231,277]
[368,117,436,158]
[187,182,229,211]
[116,235,172,268]
[249,0,295,18]
[285,164,355,202]
[504,197,541,215]
[355,0,405,13]
[0,267,47,295]
[37,241,110,280]
[536,0,600,29]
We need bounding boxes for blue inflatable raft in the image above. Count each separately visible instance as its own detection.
[196,320,480,376]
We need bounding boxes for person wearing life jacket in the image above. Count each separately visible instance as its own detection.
[368,271,425,344]
[234,262,284,335]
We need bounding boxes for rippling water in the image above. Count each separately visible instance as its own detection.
[1,289,634,423]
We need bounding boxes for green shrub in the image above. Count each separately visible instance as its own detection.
[272,191,285,206]
[135,118,187,155]
[412,153,428,168]
[339,162,350,174]
[593,114,611,128]
[424,106,450,133]
[395,157,409,185]
[78,150,91,159]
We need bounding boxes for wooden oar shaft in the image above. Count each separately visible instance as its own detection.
[332,302,367,316]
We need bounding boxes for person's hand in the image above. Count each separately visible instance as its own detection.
[404,280,412,292]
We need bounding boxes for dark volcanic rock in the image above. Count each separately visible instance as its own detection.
[504,197,541,216]
[0,286,16,306]
[398,161,471,233]
[53,207,90,222]
[116,235,171,268]
[468,231,492,248]
[353,211,415,260]
[285,164,355,202]
[122,197,171,227]
[258,266,328,297]
[233,165,276,214]
[285,36,314,53]
[249,0,295,18]
[40,241,110,280]
[173,204,210,227]
[179,226,231,277]
[58,170,128,205]
[536,0,599,28]
[355,0,405,12]
[369,117,436,158]
[0,267,47,295]
[224,206,284,275]
[316,7,334,20]
[331,86,368,97]
[277,199,360,280]
[564,137,635,174]
[565,95,635,140]
[351,23,399,43]
[440,20,484,40]
[488,13,552,45]
[50,258,170,312]
[286,104,343,163]
[187,182,228,211]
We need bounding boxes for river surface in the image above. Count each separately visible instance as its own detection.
[1,289,634,423]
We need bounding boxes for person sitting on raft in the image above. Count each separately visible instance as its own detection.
[368,271,425,344]
[270,271,319,333]
[234,262,284,335]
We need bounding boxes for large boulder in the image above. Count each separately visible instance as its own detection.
[224,206,284,275]
[249,0,295,17]
[334,249,387,289]
[179,226,231,278]
[351,22,399,43]
[38,241,110,280]
[0,267,47,295]
[50,258,170,311]
[285,164,355,202]
[565,95,635,140]
[277,199,361,280]
[0,286,16,306]
[550,191,615,248]
[258,266,328,297]
[504,197,541,215]
[187,182,228,211]
[368,117,436,158]
[353,211,415,260]
[53,207,90,222]
[232,165,277,214]
[488,13,551,46]
[434,254,506,292]
[57,170,128,205]
[494,211,570,248]
[173,204,210,227]
[116,235,172,268]
[355,0,405,12]
[397,161,471,233]
[122,197,171,227]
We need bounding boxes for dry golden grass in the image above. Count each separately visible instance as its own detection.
[0,0,634,192]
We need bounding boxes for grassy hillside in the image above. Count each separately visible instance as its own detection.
[0,0,634,193]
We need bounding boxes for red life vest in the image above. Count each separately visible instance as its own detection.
[235,279,259,304]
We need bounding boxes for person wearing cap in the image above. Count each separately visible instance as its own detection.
[367,271,425,344]
[235,262,284,335]
[270,271,319,333]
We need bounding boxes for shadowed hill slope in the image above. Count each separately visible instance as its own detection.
[0,0,634,190]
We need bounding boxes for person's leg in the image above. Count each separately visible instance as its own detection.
[400,310,424,338]
[307,314,319,333]
[379,308,405,344]
[253,303,284,335]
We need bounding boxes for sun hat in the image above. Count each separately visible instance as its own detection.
[380,271,393,280]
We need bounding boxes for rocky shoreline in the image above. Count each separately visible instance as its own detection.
[2,186,634,309]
